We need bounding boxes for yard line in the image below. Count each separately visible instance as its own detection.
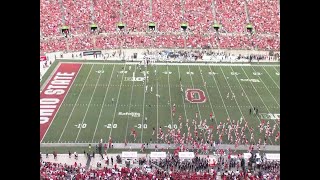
[208,66,230,118]
[75,65,105,142]
[272,66,280,74]
[91,64,116,142]
[219,67,257,145]
[166,65,174,130]
[186,65,203,129]
[239,67,280,130]
[261,67,280,89]
[140,64,148,143]
[177,66,189,125]
[58,65,94,142]
[251,66,280,106]
[124,65,137,143]
[108,64,127,142]
[228,66,273,145]
[198,65,218,127]
[41,64,83,143]
[156,65,159,143]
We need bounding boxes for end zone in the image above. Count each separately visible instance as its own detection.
[40,63,82,142]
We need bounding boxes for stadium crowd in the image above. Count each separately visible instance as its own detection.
[40,0,280,53]
[40,151,280,179]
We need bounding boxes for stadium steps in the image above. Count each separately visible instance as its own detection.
[93,36,96,49]
[212,0,217,20]
[149,0,152,19]
[214,33,220,49]
[119,0,123,22]
[58,0,65,25]
[90,0,95,22]
[85,155,92,170]
[181,0,185,16]
[244,0,250,24]
[66,38,70,51]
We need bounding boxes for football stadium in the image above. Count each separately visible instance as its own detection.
[40,0,280,179]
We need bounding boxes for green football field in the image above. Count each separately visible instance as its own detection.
[41,62,280,146]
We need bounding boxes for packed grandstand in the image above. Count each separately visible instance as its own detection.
[40,0,279,53]
[40,0,280,179]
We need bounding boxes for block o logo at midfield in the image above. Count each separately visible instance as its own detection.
[185,89,206,103]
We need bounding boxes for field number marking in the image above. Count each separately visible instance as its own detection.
[104,124,118,128]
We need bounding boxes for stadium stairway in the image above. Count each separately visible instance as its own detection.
[90,0,95,22]
[58,0,65,25]
[244,0,251,24]
[212,0,216,20]
[149,0,153,19]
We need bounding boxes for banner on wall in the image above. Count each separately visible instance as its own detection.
[83,51,102,56]
[40,56,47,61]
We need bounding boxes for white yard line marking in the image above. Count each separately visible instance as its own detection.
[167,65,174,130]
[198,65,218,127]
[177,66,189,125]
[72,83,278,89]
[41,63,83,143]
[240,67,280,130]
[262,67,280,89]
[272,66,280,74]
[186,65,203,127]
[140,65,148,143]
[220,67,257,145]
[156,65,159,143]
[62,61,279,67]
[125,65,137,142]
[75,65,105,142]
[108,64,127,143]
[229,66,273,145]
[251,66,280,106]
[91,64,116,142]
[208,66,230,118]
[58,64,94,142]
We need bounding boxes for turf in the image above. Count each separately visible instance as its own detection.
[41,62,280,146]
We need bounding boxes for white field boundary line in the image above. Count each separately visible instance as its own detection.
[71,83,279,89]
[60,61,280,67]
[166,65,174,135]
[41,63,83,143]
[58,65,95,142]
[177,66,189,134]
[186,65,205,141]
[40,142,279,150]
[60,103,278,109]
[91,64,116,142]
[219,67,257,145]
[75,65,105,142]
[40,61,62,91]
[156,65,159,143]
[124,65,137,143]
[198,65,218,128]
[240,67,280,129]
[107,64,127,145]
[228,66,274,145]
[140,65,148,143]
[208,66,230,118]
[251,66,280,106]
[262,67,280,89]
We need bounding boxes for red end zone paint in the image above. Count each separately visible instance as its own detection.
[40,63,82,142]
